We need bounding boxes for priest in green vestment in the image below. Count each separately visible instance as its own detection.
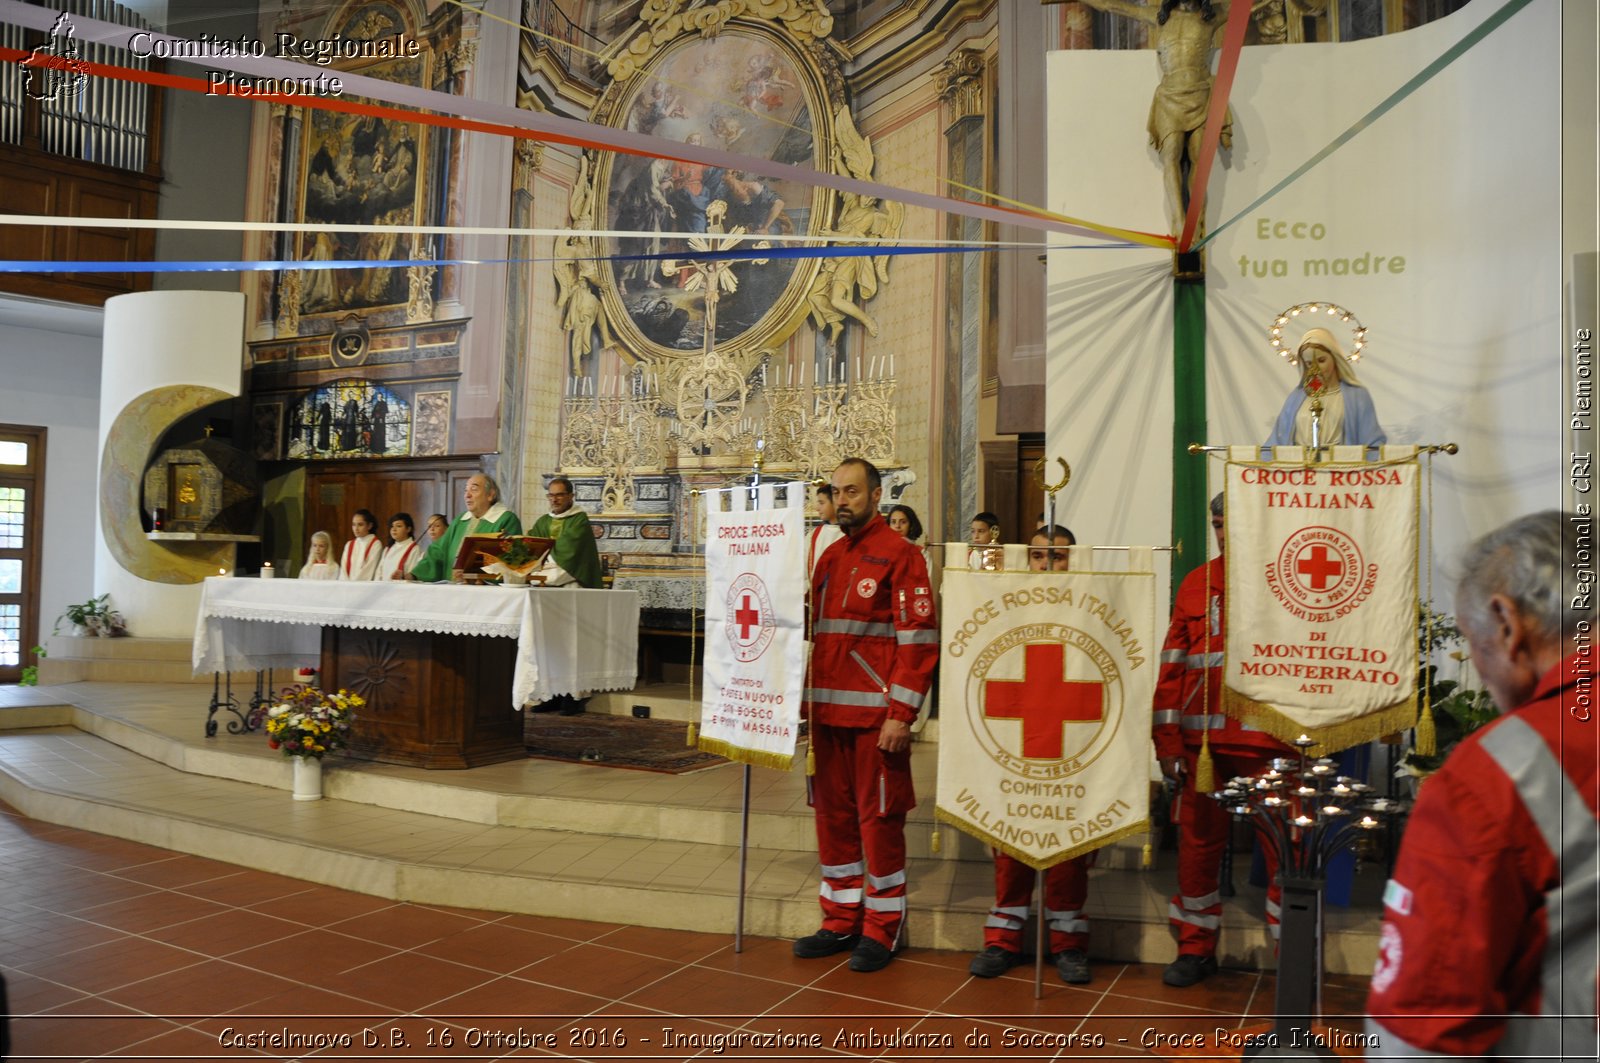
[408,473,523,582]
[530,475,602,588]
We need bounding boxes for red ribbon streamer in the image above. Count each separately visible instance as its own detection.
[1176,0,1252,253]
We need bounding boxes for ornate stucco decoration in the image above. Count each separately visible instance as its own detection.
[935,46,986,122]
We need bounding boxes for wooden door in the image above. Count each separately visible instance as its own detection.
[0,425,45,683]
[303,458,480,571]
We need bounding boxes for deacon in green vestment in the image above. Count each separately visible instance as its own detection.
[408,473,523,582]
[530,476,602,588]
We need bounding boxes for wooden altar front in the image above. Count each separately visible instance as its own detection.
[321,626,523,768]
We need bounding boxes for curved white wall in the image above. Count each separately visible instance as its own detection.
[94,290,246,639]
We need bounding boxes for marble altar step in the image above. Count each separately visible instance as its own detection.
[36,634,258,687]
[0,681,1386,974]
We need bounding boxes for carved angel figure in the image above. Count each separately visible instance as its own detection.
[554,155,614,375]
[806,110,903,339]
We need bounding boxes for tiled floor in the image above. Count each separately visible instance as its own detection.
[0,800,1372,1062]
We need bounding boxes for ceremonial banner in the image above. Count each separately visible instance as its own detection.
[1224,447,1420,750]
[935,560,1158,868]
[699,486,806,769]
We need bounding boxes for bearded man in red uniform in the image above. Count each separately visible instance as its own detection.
[1154,493,1294,987]
[1366,510,1598,1057]
[794,458,938,973]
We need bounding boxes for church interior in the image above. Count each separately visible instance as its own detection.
[0,0,1594,1055]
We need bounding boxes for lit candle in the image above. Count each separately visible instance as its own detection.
[261,562,275,580]
[218,568,228,577]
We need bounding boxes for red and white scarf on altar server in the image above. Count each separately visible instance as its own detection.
[340,534,381,581]
[380,539,420,580]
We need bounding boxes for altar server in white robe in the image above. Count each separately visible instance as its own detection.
[380,513,424,580]
[300,531,337,580]
[340,509,383,581]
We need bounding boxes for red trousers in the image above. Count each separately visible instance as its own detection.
[985,852,1089,954]
[1169,751,1282,957]
[809,723,915,949]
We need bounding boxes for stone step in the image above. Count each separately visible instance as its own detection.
[38,635,259,687]
[0,681,1385,974]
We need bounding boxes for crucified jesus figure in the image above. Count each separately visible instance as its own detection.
[1058,0,1234,240]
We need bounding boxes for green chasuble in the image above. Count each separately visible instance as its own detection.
[411,504,523,582]
[530,508,602,589]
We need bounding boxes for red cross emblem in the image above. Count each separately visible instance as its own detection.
[983,643,1105,759]
[1295,544,1343,591]
[734,594,761,640]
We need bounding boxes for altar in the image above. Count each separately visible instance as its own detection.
[193,578,640,768]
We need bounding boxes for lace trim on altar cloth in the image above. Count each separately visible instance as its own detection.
[199,605,520,640]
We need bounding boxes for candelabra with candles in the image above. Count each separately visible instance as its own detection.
[559,370,667,511]
[760,353,897,482]
[1212,736,1406,1058]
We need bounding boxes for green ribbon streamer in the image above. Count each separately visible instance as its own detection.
[1195,0,1534,250]
[1172,276,1208,602]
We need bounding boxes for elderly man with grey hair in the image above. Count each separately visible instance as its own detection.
[1367,510,1598,1058]
[408,473,522,583]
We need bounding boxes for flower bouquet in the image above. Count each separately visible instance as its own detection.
[263,685,361,759]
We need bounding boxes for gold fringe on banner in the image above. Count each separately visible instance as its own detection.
[1222,686,1420,758]
[694,735,795,772]
[933,807,1150,869]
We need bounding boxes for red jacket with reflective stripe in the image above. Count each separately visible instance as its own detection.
[1152,556,1291,763]
[1366,649,1600,1057]
[806,515,938,728]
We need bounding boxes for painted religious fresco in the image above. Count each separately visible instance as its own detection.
[593,26,830,356]
[285,380,412,460]
[295,47,429,317]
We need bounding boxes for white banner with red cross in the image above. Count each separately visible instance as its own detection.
[699,484,807,770]
[1223,446,1421,752]
[934,557,1158,868]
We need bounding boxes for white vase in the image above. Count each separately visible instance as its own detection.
[292,757,323,801]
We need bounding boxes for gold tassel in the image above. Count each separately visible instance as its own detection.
[805,743,815,776]
[930,829,941,854]
[686,721,697,747]
[1194,731,1214,793]
[1141,840,1153,869]
[1414,703,1437,758]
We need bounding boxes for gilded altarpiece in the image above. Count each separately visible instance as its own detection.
[544,0,912,577]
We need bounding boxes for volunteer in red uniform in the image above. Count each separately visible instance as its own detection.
[339,509,382,581]
[969,525,1094,985]
[1154,493,1293,987]
[1367,510,1599,1057]
[794,457,938,973]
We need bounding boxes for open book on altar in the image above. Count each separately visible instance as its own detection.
[452,535,556,578]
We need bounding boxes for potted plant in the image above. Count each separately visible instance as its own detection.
[54,594,110,637]
[263,685,362,800]
[1398,607,1497,788]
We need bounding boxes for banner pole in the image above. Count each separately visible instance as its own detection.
[1034,868,1046,1000]
[733,440,766,954]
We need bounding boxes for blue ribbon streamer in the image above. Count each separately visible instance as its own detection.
[0,240,1142,273]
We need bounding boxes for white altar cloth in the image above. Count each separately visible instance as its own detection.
[192,577,639,707]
